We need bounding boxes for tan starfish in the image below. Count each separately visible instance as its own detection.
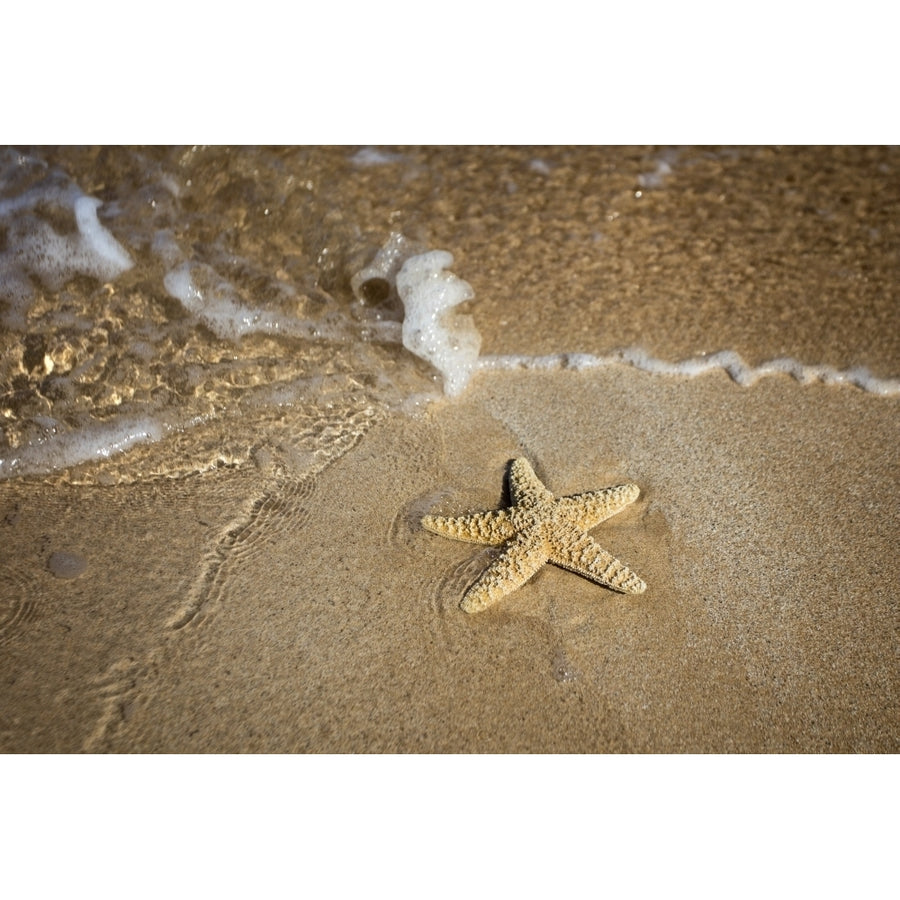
[422,458,647,613]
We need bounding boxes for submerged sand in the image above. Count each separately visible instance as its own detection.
[1,367,896,752]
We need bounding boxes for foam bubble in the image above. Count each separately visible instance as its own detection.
[0,162,134,330]
[0,187,132,296]
[477,349,900,395]
[163,263,262,340]
[350,232,418,305]
[72,196,134,274]
[349,147,407,167]
[162,261,349,343]
[637,151,678,189]
[396,250,482,397]
[0,416,166,481]
[351,235,484,396]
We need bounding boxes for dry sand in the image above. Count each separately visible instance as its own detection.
[1,367,896,752]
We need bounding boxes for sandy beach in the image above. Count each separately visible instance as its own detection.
[1,146,898,752]
[1,367,897,752]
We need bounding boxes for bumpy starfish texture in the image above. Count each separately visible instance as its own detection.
[422,458,647,613]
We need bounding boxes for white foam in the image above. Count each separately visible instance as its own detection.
[396,250,482,397]
[0,181,77,218]
[637,149,679,189]
[152,229,183,267]
[349,147,407,167]
[73,196,134,274]
[0,171,134,329]
[163,263,274,340]
[0,416,165,481]
[352,233,900,399]
[350,231,418,304]
[477,349,900,395]
[162,261,351,343]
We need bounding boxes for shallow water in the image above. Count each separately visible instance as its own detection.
[1,146,898,484]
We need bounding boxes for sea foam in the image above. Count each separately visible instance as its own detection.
[353,233,481,397]
[2,182,897,486]
[0,174,134,329]
[0,416,166,481]
[163,263,295,341]
[73,196,134,274]
[396,251,481,397]
[162,260,370,343]
[478,349,900,396]
[353,234,900,399]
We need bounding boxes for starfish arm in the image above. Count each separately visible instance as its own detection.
[558,483,641,530]
[508,458,553,507]
[549,532,646,594]
[461,529,550,613]
[421,509,516,546]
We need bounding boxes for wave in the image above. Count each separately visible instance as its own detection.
[2,189,896,484]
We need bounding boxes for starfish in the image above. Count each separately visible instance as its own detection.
[422,458,647,613]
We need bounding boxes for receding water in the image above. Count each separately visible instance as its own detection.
[2,146,898,483]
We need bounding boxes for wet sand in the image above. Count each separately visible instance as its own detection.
[1,367,897,752]
[1,146,898,752]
